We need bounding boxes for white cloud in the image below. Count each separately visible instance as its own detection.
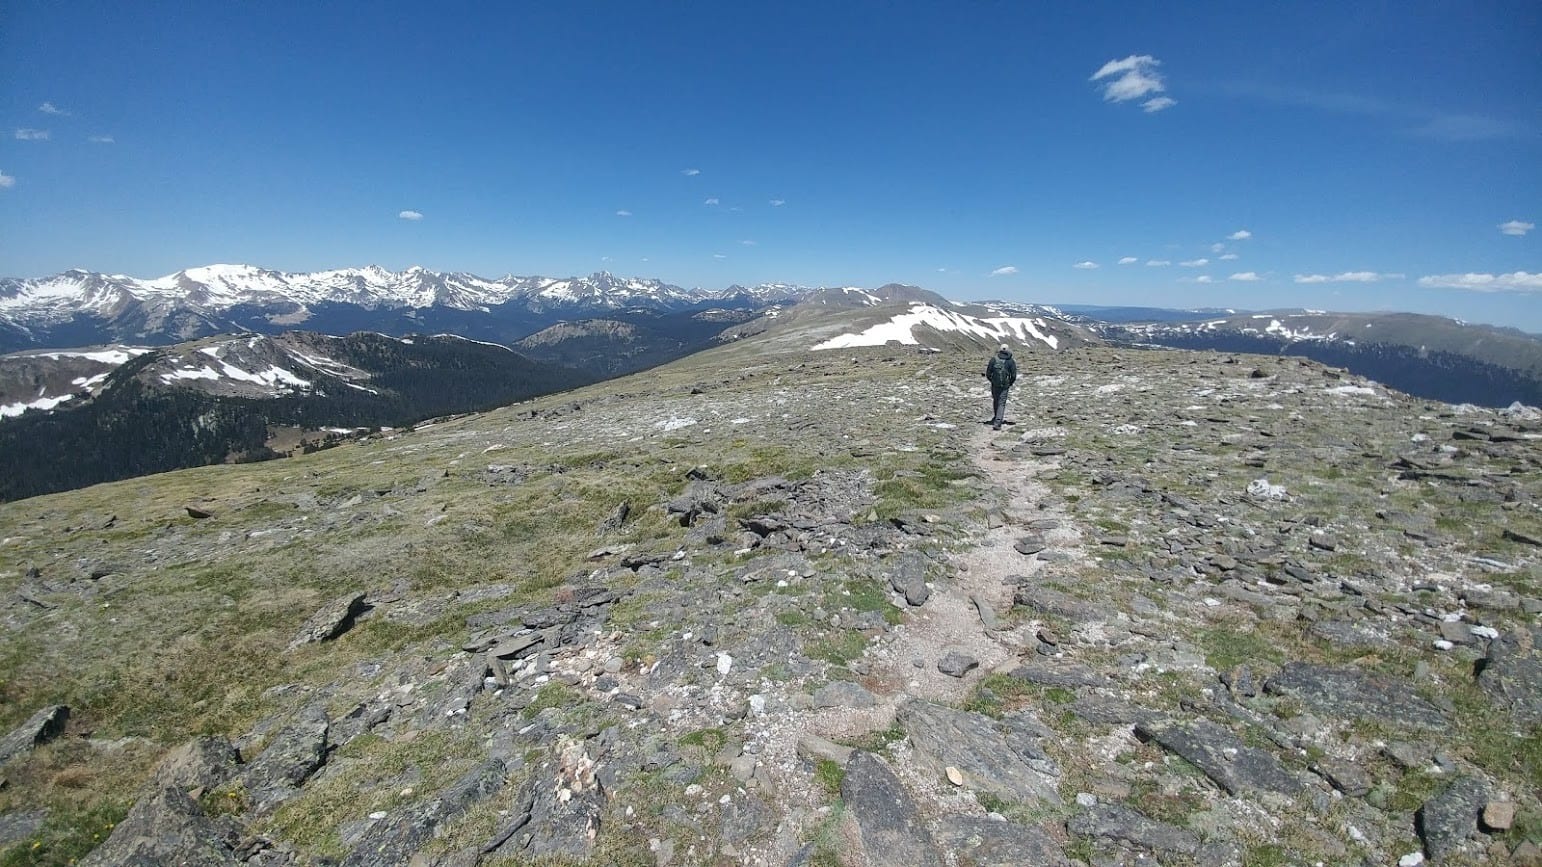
[682,168,700,176]
[1118,256,1138,265]
[1219,253,1239,261]
[1073,260,1099,270]
[87,135,115,144]
[1416,272,1542,293]
[1293,271,1401,284]
[1180,258,1210,267]
[1210,242,1225,253]
[0,170,14,189]
[1227,229,1252,240]
[1194,275,1214,283]
[1142,97,1176,113]
[1146,259,1171,267]
[740,239,757,246]
[615,209,632,217]
[713,253,727,259]
[15,129,50,141]
[397,210,423,221]
[1498,220,1533,236]
[704,197,719,205]
[990,265,1018,276]
[39,102,68,116]
[1229,272,1262,282]
[1091,55,1168,104]
[769,199,785,206]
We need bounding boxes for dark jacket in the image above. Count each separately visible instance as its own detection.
[986,350,1017,388]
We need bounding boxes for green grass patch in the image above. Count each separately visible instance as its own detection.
[807,630,868,667]
[1197,625,1287,671]
[814,759,844,796]
[0,801,129,867]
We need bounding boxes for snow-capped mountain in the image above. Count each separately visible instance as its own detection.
[0,265,813,352]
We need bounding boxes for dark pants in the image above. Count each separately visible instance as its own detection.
[990,385,1010,424]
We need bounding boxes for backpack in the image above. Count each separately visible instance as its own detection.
[987,353,1015,388]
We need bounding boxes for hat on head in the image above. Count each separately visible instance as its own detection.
[998,344,1008,352]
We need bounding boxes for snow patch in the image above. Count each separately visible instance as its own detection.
[1,393,76,418]
[811,303,1060,351]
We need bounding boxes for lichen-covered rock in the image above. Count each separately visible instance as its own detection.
[840,751,942,867]
[897,699,1060,804]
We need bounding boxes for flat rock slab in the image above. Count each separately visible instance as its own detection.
[897,700,1060,804]
[1476,626,1542,726]
[932,817,1070,867]
[0,810,47,847]
[80,737,244,867]
[1265,662,1447,730]
[813,680,879,709]
[288,592,369,649]
[1136,719,1304,797]
[1418,776,1488,862]
[0,704,68,768]
[840,751,943,867]
[239,705,329,812]
[1011,582,1111,624]
[1066,803,1200,858]
[342,759,507,867]
[937,650,979,678]
[1010,662,1108,688]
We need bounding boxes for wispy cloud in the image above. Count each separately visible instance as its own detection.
[740,239,757,246]
[704,197,719,206]
[1073,260,1099,270]
[1219,81,1521,142]
[1417,272,1542,293]
[1210,242,1226,253]
[1142,96,1176,113]
[1091,55,1170,106]
[1179,258,1209,267]
[1227,229,1252,241]
[713,253,727,259]
[615,209,632,217]
[38,102,68,116]
[1194,275,1214,283]
[1499,220,1534,237]
[1146,259,1171,267]
[15,129,50,141]
[398,210,423,221]
[990,265,1018,276]
[1294,271,1401,284]
[0,170,14,189]
[769,199,785,206]
[87,134,115,144]
[681,168,700,176]
[1229,272,1262,282]
[1219,253,1239,261]
[1117,256,1138,265]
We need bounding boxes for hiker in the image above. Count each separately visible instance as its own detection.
[984,343,1017,430]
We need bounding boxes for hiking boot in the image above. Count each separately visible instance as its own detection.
[992,421,1002,430]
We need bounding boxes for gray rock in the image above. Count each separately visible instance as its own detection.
[839,751,943,867]
[1012,582,1110,623]
[1011,662,1107,688]
[1014,536,1047,555]
[897,700,1060,804]
[1417,776,1488,862]
[937,651,979,678]
[1069,695,1161,726]
[1265,662,1447,729]
[1136,719,1304,797]
[1313,757,1372,797]
[970,594,999,630]
[341,759,507,867]
[796,734,853,766]
[596,501,630,534]
[886,552,932,606]
[287,592,369,649]
[1476,626,1542,726]
[79,737,245,867]
[1066,803,1201,857]
[0,810,47,847]
[489,752,605,861]
[812,680,879,709]
[932,817,1070,867]
[0,704,68,768]
[239,704,329,811]
[719,793,770,844]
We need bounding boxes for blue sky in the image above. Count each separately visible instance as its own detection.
[2,1,1540,329]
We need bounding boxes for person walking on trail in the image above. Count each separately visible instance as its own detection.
[984,343,1017,430]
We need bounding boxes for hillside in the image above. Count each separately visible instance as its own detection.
[1106,311,1542,408]
[0,300,1537,866]
[0,332,591,501]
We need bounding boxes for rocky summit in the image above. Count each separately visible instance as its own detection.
[0,310,1539,866]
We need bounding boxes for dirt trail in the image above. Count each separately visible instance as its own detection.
[749,422,1083,866]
